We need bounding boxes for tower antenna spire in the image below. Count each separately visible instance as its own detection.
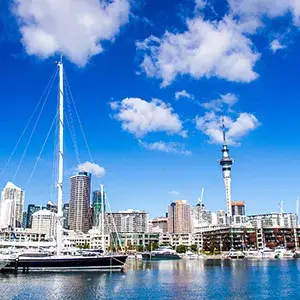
[222,117,226,145]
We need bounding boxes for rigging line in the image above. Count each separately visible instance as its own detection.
[64,85,81,165]
[1,66,58,177]
[105,193,124,252]
[12,66,59,182]
[64,72,94,163]
[27,112,58,186]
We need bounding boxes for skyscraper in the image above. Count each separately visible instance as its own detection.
[0,182,24,229]
[92,189,106,228]
[219,123,234,217]
[69,171,91,233]
[63,203,69,229]
[168,200,191,234]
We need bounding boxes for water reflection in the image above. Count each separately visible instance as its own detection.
[0,260,299,299]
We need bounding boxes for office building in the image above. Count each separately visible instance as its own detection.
[31,209,56,238]
[26,204,46,228]
[168,200,191,234]
[92,189,106,228]
[63,203,69,229]
[22,212,27,229]
[69,171,91,233]
[0,182,24,229]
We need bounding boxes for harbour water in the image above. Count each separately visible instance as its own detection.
[0,259,299,299]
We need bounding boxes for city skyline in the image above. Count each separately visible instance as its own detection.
[1,0,300,217]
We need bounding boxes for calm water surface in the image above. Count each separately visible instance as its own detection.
[0,259,299,299]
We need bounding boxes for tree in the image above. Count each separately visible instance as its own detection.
[190,244,197,252]
[137,245,144,252]
[176,245,187,253]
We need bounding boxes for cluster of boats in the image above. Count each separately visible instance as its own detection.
[226,247,297,260]
[131,246,300,261]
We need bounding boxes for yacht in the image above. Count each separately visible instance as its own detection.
[244,248,263,259]
[260,247,276,259]
[0,59,127,272]
[225,248,245,259]
[142,246,180,260]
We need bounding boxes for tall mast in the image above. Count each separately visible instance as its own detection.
[57,57,64,255]
[100,184,105,254]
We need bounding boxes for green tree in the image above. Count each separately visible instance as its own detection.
[176,245,187,253]
[190,244,198,252]
[137,245,144,252]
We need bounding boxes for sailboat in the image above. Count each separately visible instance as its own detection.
[0,59,127,272]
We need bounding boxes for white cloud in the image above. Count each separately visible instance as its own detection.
[196,93,260,145]
[195,0,207,10]
[202,93,238,111]
[137,16,259,87]
[110,97,187,138]
[168,190,180,196]
[139,140,191,155]
[196,112,260,145]
[13,0,130,66]
[270,39,285,53]
[229,0,300,25]
[77,161,106,177]
[175,90,194,100]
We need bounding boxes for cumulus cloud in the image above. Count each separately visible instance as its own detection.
[196,93,260,145]
[270,39,285,53]
[139,140,191,155]
[110,98,187,138]
[137,16,259,87]
[12,0,130,66]
[202,93,238,111]
[175,90,194,100]
[229,0,300,25]
[77,161,106,177]
[196,112,259,145]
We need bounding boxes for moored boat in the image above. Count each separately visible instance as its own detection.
[142,246,180,260]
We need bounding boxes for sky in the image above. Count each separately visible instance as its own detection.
[1,0,300,218]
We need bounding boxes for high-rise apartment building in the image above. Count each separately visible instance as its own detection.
[92,189,106,228]
[168,200,191,234]
[0,182,24,229]
[105,209,149,233]
[69,171,91,233]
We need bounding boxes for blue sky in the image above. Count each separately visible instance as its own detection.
[1,0,300,218]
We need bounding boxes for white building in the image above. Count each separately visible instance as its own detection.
[247,213,298,228]
[31,209,57,238]
[105,209,149,233]
[0,182,24,229]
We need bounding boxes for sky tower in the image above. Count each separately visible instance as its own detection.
[219,122,234,217]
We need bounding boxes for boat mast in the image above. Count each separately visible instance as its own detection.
[101,184,105,254]
[56,57,64,256]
